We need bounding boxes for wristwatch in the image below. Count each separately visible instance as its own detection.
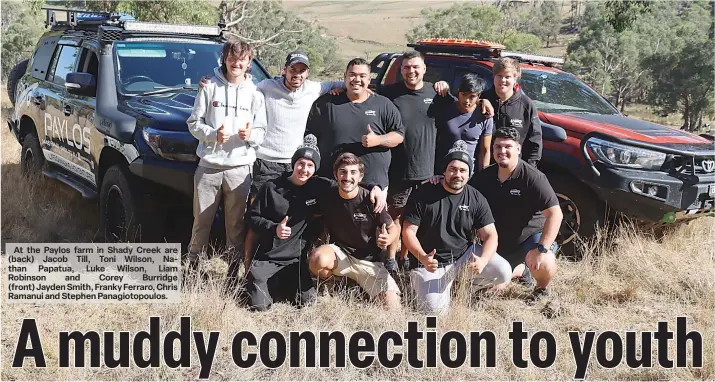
[536,244,548,253]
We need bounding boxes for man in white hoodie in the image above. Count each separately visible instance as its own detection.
[186,40,267,264]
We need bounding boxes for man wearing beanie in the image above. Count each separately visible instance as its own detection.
[402,140,512,314]
[241,136,385,310]
[469,127,561,303]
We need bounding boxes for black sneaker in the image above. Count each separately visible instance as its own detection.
[518,266,536,288]
[526,287,549,305]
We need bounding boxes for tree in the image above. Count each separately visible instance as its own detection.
[647,1,714,131]
[531,2,561,47]
[218,1,341,78]
[2,1,45,78]
[406,3,544,53]
[604,0,651,33]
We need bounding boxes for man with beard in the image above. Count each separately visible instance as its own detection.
[243,136,386,310]
[402,140,511,314]
[309,153,401,310]
[381,51,495,272]
[469,127,561,303]
[306,58,405,189]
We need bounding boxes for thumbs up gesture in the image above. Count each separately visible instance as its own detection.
[217,124,230,144]
[362,124,380,148]
[467,252,487,274]
[377,223,390,249]
[275,216,291,239]
[420,249,439,273]
[238,121,251,141]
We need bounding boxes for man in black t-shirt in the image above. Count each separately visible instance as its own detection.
[403,141,512,314]
[381,51,496,272]
[469,127,562,303]
[308,153,401,310]
[306,58,405,189]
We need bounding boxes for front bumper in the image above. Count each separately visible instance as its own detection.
[586,164,715,222]
[129,156,196,197]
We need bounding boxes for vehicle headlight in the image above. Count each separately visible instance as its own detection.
[142,127,198,162]
[585,137,666,170]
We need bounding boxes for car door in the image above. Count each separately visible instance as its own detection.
[63,44,100,187]
[42,39,90,181]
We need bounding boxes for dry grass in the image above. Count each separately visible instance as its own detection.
[2,82,714,380]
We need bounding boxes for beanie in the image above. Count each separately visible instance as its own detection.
[443,140,474,176]
[292,134,321,171]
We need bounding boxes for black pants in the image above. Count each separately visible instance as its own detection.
[245,259,316,311]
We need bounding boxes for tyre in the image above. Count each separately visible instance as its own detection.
[7,59,29,106]
[546,172,605,258]
[21,134,45,176]
[99,165,164,243]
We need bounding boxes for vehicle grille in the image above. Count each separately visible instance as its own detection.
[670,156,715,176]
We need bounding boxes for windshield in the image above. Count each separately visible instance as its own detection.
[518,70,619,115]
[114,41,268,95]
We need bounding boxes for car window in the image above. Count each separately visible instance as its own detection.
[78,48,99,77]
[399,56,454,88]
[250,59,268,84]
[452,65,493,97]
[48,45,81,86]
[519,70,618,115]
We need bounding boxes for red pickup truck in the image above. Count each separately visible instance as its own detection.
[371,39,715,256]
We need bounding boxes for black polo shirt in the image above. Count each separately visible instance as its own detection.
[469,160,558,253]
[403,183,494,264]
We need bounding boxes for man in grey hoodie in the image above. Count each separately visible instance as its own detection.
[186,40,267,264]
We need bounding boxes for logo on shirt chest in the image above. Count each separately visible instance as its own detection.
[510,188,521,196]
[353,212,368,222]
[423,98,433,104]
[458,205,470,212]
[305,199,317,206]
[510,119,523,128]
[365,110,377,116]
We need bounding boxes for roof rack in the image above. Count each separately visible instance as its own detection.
[43,7,135,29]
[408,38,565,67]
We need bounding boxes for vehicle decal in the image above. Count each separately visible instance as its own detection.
[105,136,139,162]
[42,149,97,186]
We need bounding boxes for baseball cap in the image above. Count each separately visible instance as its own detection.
[285,50,310,68]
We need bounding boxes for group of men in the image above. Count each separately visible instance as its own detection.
[186,40,563,314]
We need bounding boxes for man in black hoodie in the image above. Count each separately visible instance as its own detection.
[481,58,542,166]
[243,136,385,311]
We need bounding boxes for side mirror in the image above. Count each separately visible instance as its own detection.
[541,122,567,142]
[65,72,96,96]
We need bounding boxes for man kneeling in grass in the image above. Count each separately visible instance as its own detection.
[309,153,401,310]
[243,138,386,311]
[402,141,512,315]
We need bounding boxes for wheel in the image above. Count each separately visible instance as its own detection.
[99,165,164,243]
[7,59,29,106]
[21,134,45,176]
[546,172,605,258]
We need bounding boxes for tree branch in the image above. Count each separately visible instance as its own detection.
[226,1,251,27]
[225,29,305,47]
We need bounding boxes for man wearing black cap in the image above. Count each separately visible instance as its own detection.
[469,127,561,303]
[201,50,346,196]
[402,140,511,314]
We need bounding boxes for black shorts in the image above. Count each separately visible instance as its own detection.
[387,180,422,209]
[251,158,293,196]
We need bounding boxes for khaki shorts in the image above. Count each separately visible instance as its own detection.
[328,244,400,299]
